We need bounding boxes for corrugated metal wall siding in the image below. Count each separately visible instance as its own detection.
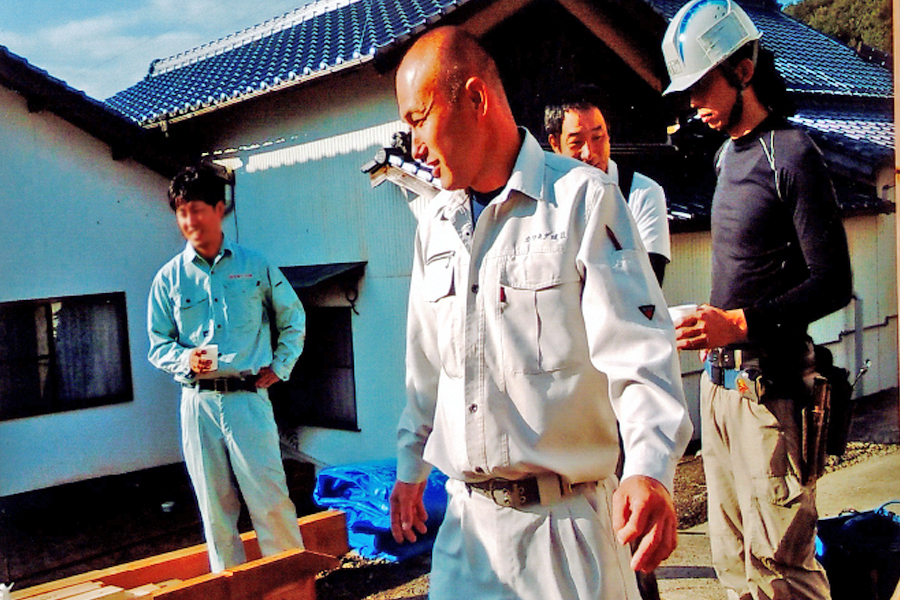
[231,126,417,278]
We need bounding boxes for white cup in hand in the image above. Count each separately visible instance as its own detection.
[668,303,698,325]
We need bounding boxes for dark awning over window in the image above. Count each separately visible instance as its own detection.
[281,262,367,289]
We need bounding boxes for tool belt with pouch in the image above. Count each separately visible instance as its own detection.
[705,347,767,402]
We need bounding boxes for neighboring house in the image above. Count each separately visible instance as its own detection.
[105,0,895,459]
[0,46,189,497]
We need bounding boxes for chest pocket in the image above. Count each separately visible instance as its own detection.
[423,251,463,379]
[172,291,210,346]
[223,278,264,333]
[499,252,585,374]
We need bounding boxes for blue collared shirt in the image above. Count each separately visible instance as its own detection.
[148,237,305,384]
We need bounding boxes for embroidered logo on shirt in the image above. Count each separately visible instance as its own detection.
[639,305,656,320]
[524,231,567,243]
[228,273,254,279]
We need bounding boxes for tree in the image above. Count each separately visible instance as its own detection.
[784,0,892,56]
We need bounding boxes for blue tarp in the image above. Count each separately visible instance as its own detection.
[313,459,448,561]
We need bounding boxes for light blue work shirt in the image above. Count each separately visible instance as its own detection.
[148,237,305,384]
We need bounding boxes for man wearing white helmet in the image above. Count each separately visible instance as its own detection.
[662,1,852,599]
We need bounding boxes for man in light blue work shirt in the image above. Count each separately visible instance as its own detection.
[148,163,305,572]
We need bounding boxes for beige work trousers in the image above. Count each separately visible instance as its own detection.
[428,476,640,600]
[700,372,830,600]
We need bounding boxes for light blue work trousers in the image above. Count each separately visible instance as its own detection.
[180,386,303,572]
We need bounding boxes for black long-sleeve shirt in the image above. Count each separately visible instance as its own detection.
[711,116,852,366]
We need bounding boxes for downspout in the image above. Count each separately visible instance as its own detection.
[894,0,899,418]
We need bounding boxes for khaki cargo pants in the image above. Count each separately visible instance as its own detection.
[700,372,831,600]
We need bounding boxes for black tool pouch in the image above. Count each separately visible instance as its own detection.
[799,373,830,485]
[813,344,855,456]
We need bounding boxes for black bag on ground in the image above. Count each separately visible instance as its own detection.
[816,501,900,600]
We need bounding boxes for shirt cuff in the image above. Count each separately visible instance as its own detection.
[396,446,432,484]
[621,449,677,493]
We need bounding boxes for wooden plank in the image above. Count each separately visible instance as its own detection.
[297,511,349,559]
[91,546,209,591]
[241,511,348,563]
[228,550,338,600]
[12,582,104,600]
[61,586,128,600]
[124,580,181,598]
[149,574,229,600]
[13,511,348,600]
[11,579,103,599]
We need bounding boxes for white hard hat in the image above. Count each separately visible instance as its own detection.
[661,0,762,95]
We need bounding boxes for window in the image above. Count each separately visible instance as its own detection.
[0,293,133,421]
[271,306,358,431]
[271,263,365,432]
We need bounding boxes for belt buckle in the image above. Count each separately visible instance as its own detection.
[212,378,228,393]
[488,480,530,508]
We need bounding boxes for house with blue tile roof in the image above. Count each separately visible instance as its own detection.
[1,0,893,501]
[101,0,895,467]
[0,45,190,498]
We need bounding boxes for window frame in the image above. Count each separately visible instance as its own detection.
[0,291,134,422]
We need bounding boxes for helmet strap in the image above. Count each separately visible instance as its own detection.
[725,87,745,132]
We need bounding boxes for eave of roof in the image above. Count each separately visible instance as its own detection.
[791,106,894,167]
[0,45,181,177]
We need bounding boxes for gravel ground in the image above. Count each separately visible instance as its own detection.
[315,441,900,600]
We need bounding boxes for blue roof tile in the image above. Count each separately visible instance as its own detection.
[107,0,894,145]
[106,0,467,124]
[791,106,894,164]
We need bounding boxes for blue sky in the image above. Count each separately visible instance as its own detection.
[0,0,311,101]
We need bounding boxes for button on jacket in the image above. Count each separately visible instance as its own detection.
[397,131,692,491]
[147,237,305,383]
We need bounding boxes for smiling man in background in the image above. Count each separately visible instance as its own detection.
[147,163,305,573]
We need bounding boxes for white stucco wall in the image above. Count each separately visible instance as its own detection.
[0,86,185,496]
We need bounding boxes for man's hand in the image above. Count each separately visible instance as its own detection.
[612,475,678,573]
[255,366,281,389]
[675,305,748,351]
[390,480,429,544]
[189,348,215,373]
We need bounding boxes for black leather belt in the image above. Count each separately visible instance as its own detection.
[186,377,259,393]
[465,474,581,509]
